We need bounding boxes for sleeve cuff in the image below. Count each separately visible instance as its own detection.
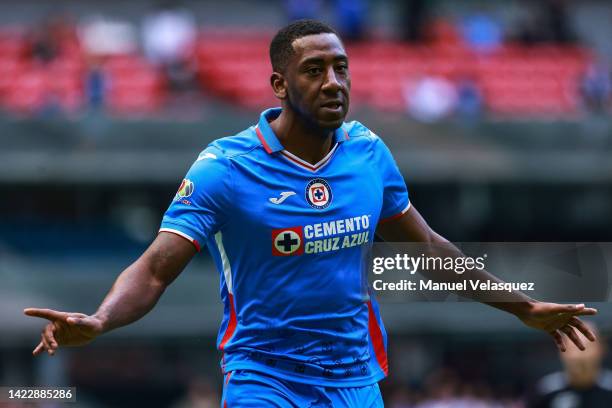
[159,224,202,252]
[378,201,411,225]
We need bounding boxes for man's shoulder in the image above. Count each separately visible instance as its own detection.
[343,120,395,161]
[206,126,265,160]
[597,370,612,391]
[343,120,389,157]
[344,120,379,142]
[187,127,264,180]
[535,371,568,396]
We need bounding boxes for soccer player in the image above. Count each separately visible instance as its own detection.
[25,20,597,407]
[527,323,612,408]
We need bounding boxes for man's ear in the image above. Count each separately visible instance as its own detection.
[271,72,287,99]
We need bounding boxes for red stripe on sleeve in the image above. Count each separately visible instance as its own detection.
[159,228,201,252]
[378,203,411,225]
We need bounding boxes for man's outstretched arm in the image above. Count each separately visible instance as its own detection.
[376,205,598,352]
[24,231,197,356]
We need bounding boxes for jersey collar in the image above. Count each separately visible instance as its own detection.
[255,107,349,154]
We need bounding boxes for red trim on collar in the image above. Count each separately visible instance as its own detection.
[255,126,273,154]
[279,143,338,172]
[280,151,318,171]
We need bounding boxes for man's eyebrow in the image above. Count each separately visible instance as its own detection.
[300,54,349,66]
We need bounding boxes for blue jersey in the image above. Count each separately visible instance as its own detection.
[160,108,410,387]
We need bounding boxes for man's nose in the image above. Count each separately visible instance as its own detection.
[322,67,342,92]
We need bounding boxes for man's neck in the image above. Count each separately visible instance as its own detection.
[269,109,335,165]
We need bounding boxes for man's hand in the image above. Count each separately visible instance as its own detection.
[516,302,597,352]
[23,233,195,357]
[24,308,105,356]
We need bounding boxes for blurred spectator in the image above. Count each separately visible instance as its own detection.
[25,14,78,64]
[455,77,483,123]
[543,0,575,44]
[84,56,107,111]
[461,12,502,54]
[514,0,575,45]
[79,17,138,56]
[26,22,58,64]
[401,0,431,43]
[142,2,197,92]
[527,323,612,408]
[381,367,525,408]
[170,376,219,408]
[79,17,138,114]
[284,0,322,22]
[334,0,368,42]
[387,387,415,408]
[580,62,612,114]
[403,76,458,123]
[427,19,462,47]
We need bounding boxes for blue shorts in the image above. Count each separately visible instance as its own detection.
[221,369,384,408]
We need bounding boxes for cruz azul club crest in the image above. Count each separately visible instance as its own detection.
[305,178,332,209]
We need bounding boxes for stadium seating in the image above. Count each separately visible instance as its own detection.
[0,25,594,118]
[0,27,165,116]
[196,29,592,118]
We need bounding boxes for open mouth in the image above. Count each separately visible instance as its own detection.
[321,101,343,110]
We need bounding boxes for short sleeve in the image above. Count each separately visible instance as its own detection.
[159,146,232,250]
[373,137,410,223]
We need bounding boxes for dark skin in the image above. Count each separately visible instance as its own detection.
[377,206,597,352]
[26,32,596,356]
[269,33,350,165]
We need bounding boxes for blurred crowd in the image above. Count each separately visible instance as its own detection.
[385,368,524,408]
[0,2,202,118]
[0,0,609,120]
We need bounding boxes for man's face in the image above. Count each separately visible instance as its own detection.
[282,33,350,131]
[560,332,604,388]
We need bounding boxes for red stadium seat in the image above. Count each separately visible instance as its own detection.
[192,32,594,116]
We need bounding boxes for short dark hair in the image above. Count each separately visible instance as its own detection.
[269,19,339,73]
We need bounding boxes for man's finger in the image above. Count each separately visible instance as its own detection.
[24,308,68,322]
[547,304,585,314]
[44,325,58,349]
[40,334,54,356]
[571,307,598,316]
[561,326,585,351]
[550,330,566,352]
[569,317,596,342]
[32,341,44,356]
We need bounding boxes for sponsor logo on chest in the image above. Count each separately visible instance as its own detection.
[270,178,371,256]
[272,215,371,256]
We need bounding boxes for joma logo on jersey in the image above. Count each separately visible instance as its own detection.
[272,227,304,256]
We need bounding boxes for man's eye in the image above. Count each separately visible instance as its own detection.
[336,65,348,73]
[307,67,321,75]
